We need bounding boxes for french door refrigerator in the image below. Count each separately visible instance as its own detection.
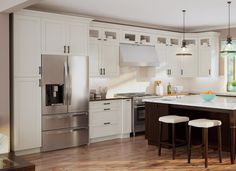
[41,54,89,152]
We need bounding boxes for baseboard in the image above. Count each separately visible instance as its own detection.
[13,148,40,156]
[90,133,130,143]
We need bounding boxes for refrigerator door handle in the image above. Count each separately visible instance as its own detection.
[64,61,68,105]
[67,59,72,105]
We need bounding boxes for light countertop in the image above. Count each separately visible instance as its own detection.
[143,95,236,110]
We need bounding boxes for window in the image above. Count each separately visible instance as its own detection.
[222,40,236,91]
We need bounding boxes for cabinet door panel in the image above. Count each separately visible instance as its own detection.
[167,46,181,77]
[199,47,211,77]
[68,23,88,55]
[122,99,132,134]
[101,41,119,77]
[13,78,41,151]
[89,40,100,76]
[181,47,198,77]
[42,19,67,54]
[14,15,41,77]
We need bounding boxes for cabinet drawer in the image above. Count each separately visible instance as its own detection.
[90,124,119,138]
[90,100,121,111]
[90,110,119,126]
[42,127,88,152]
[42,113,88,131]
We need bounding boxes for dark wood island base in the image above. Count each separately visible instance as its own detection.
[145,102,236,164]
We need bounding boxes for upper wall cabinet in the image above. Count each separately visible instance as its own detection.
[180,38,198,77]
[89,27,120,77]
[14,15,41,77]
[42,18,90,55]
[198,35,219,77]
[121,31,154,46]
[89,27,119,43]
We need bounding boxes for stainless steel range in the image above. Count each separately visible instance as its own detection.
[115,93,159,136]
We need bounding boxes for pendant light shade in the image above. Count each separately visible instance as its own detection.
[176,10,192,56]
[221,1,236,55]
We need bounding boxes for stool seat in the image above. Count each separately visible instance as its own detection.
[188,119,221,128]
[159,115,189,124]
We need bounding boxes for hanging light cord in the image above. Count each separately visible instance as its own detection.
[183,10,186,41]
[228,1,231,39]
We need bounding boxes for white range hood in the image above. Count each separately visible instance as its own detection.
[119,43,160,67]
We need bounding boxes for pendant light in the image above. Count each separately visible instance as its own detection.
[176,10,192,56]
[221,1,236,54]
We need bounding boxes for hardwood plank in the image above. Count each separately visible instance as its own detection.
[22,136,236,171]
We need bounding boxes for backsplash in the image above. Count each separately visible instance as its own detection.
[90,66,229,97]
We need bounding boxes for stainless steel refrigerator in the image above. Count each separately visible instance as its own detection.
[41,54,89,152]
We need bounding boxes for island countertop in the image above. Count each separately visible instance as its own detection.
[143,95,236,110]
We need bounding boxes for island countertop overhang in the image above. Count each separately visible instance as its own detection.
[143,95,236,110]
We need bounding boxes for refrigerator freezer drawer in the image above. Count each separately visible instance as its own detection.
[41,127,88,152]
[42,113,88,131]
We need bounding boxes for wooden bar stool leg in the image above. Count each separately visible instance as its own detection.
[185,122,188,152]
[218,126,222,163]
[204,128,208,168]
[201,129,204,159]
[172,123,176,160]
[188,126,191,163]
[158,122,163,156]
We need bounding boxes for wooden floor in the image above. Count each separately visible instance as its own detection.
[23,136,236,171]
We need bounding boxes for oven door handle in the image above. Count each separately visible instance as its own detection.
[134,105,145,108]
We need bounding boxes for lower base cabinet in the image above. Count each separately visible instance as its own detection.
[12,77,41,152]
[89,99,132,142]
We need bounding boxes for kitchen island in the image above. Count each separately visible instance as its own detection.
[144,95,236,164]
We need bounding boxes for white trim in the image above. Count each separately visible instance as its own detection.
[14,147,40,156]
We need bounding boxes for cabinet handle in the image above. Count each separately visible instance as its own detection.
[103,38,107,41]
[181,69,183,75]
[64,45,66,53]
[97,38,102,40]
[39,79,42,87]
[103,102,110,105]
[67,46,70,53]
[169,69,171,75]
[100,68,102,75]
[104,122,111,125]
[126,99,131,101]
[39,66,42,75]
[103,68,105,75]
[104,108,110,111]
[167,69,169,75]
[209,69,211,75]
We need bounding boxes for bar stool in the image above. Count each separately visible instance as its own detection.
[188,119,222,168]
[158,115,189,160]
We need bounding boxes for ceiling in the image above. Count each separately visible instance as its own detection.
[29,0,236,32]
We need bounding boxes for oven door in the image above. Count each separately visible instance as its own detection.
[134,104,145,132]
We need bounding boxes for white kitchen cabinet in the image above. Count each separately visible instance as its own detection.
[67,22,88,55]
[13,78,41,151]
[121,30,154,45]
[42,19,89,55]
[89,100,122,141]
[199,45,211,77]
[89,39,100,76]
[180,39,198,77]
[121,99,132,135]
[14,15,41,77]
[100,41,119,76]
[42,19,67,55]
[88,38,119,77]
[89,27,119,42]
[198,36,219,77]
[89,99,132,142]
